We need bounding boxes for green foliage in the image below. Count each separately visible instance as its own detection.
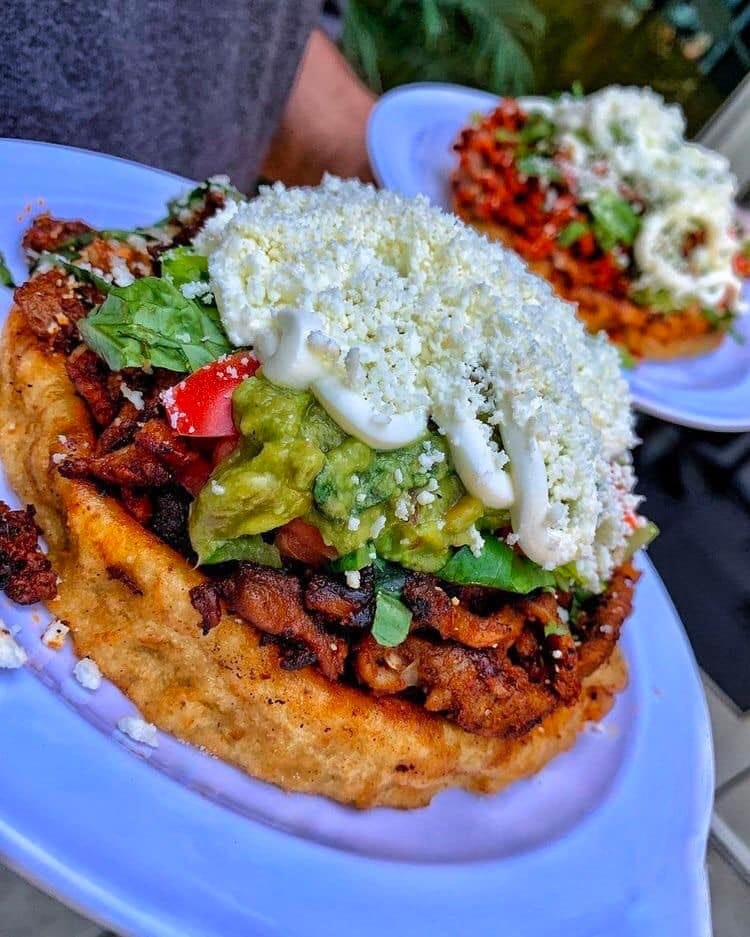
[341,0,545,96]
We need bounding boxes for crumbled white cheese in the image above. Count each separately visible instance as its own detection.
[120,382,145,410]
[180,279,213,301]
[210,479,226,495]
[394,495,411,521]
[418,442,445,471]
[42,619,69,650]
[345,570,361,589]
[109,253,135,287]
[370,514,387,538]
[51,452,65,465]
[347,516,361,531]
[198,177,639,588]
[466,525,485,557]
[0,626,27,669]
[416,490,436,506]
[73,657,102,691]
[117,716,159,748]
[393,468,404,485]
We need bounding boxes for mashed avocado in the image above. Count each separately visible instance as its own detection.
[189,375,500,570]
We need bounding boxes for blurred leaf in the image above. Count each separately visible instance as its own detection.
[341,0,545,97]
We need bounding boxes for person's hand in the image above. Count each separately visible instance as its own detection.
[261,29,376,186]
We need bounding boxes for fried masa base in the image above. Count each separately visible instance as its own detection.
[0,308,628,808]
[460,214,724,362]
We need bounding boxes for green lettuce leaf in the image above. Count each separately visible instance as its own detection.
[199,534,282,567]
[78,276,231,372]
[371,590,412,647]
[438,535,555,593]
[330,542,377,572]
[0,251,15,288]
[160,246,209,290]
[589,192,640,252]
[623,520,659,560]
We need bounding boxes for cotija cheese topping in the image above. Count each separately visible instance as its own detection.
[195,177,638,589]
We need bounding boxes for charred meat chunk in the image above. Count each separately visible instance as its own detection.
[403,572,526,651]
[21,213,92,257]
[573,562,637,678]
[303,568,374,630]
[66,344,120,426]
[15,271,90,352]
[0,502,57,605]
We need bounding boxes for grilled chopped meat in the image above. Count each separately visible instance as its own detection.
[0,502,57,605]
[119,487,153,526]
[149,486,194,557]
[545,630,580,703]
[21,213,92,257]
[355,634,557,738]
[96,401,143,454]
[274,518,337,567]
[354,635,420,694]
[304,568,374,630]
[169,190,227,247]
[403,572,525,651]
[58,444,173,488]
[14,271,90,352]
[66,345,120,426]
[134,419,205,473]
[574,562,637,678]
[221,563,348,681]
[190,581,223,634]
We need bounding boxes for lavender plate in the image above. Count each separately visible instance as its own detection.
[368,82,750,433]
[0,139,712,936]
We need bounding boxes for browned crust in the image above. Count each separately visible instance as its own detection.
[460,214,725,361]
[0,308,628,808]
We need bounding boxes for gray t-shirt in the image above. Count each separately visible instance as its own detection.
[0,1,320,190]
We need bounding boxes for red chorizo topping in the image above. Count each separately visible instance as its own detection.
[0,502,58,605]
[21,213,92,257]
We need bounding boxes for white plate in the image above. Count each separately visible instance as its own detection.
[0,139,713,936]
[368,82,750,432]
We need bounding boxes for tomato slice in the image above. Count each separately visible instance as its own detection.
[161,351,258,437]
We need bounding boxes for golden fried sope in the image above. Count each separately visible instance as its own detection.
[0,177,650,807]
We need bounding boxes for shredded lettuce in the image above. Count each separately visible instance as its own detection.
[589,191,640,252]
[160,246,209,291]
[198,534,282,568]
[78,276,231,372]
[438,535,555,593]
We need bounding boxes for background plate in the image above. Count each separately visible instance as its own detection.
[367,82,750,433]
[0,138,713,936]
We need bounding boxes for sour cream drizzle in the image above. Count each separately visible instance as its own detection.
[256,309,552,557]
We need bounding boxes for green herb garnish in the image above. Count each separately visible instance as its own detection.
[0,251,15,288]
[589,191,640,251]
[78,276,231,373]
[438,535,555,593]
[558,220,590,248]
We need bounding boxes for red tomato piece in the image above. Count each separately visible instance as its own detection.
[161,351,258,437]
